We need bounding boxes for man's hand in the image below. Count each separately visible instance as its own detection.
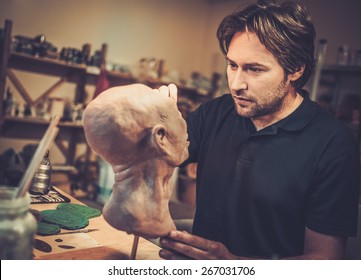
[154,84,178,102]
[159,230,239,260]
[158,227,346,260]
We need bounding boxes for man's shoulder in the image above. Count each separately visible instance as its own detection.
[314,104,354,135]
[301,95,352,135]
[311,104,358,153]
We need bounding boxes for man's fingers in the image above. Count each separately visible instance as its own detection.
[168,83,178,102]
[159,249,175,260]
[158,85,169,98]
[168,230,210,251]
[160,237,206,259]
[159,249,191,260]
[155,84,178,101]
[160,231,235,260]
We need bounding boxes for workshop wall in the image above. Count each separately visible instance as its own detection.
[0,0,209,80]
[1,0,361,162]
[201,0,361,77]
[2,0,361,85]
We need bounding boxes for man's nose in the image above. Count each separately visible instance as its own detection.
[229,70,247,92]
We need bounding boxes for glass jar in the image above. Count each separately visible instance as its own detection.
[0,187,37,259]
[355,50,361,66]
[336,45,350,65]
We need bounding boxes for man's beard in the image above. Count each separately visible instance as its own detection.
[233,78,288,119]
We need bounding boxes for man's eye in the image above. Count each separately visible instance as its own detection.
[247,67,262,73]
[227,62,238,70]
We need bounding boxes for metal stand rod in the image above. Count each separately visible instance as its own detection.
[130,235,140,260]
[310,39,328,101]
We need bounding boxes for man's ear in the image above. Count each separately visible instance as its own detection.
[289,65,305,81]
[151,124,169,155]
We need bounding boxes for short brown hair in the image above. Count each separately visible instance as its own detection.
[217,0,315,90]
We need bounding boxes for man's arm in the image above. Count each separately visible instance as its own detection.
[285,227,346,260]
[159,227,346,260]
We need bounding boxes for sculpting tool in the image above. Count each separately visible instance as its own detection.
[51,228,99,236]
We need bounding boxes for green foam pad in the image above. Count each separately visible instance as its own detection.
[56,203,101,219]
[37,221,61,236]
[41,209,89,230]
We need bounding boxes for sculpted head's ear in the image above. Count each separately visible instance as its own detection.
[152,124,168,155]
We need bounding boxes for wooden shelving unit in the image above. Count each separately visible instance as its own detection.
[321,64,361,107]
[310,40,361,107]
[0,20,138,168]
[0,20,138,199]
[0,19,216,198]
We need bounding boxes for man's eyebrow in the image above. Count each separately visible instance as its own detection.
[225,56,234,63]
[226,57,267,68]
[244,63,267,68]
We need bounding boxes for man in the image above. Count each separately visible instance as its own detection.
[159,0,360,259]
[83,83,189,238]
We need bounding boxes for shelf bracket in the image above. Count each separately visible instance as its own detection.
[33,76,67,105]
[6,68,33,105]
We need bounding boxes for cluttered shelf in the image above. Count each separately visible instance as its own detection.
[321,64,361,75]
[86,67,136,85]
[2,50,216,144]
[10,51,137,86]
[0,116,84,141]
[9,51,215,100]
[0,19,218,199]
[3,49,217,116]
[9,52,86,79]
[1,115,83,128]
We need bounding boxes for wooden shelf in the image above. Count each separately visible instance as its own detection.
[2,116,83,128]
[85,68,136,86]
[145,78,213,103]
[7,52,212,104]
[322,64,361,75]
[0,116,85,142]
[9,52,87,83]
[9,52,138,86]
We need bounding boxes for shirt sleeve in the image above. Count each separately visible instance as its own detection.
[306,142,360,237]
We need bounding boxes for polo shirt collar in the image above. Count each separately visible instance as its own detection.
[276,90,317,132]
[246,90,317,135]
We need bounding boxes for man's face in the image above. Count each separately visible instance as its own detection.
[226,32,293,120]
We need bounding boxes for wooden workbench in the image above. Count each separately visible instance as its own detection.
[31,187,162,260]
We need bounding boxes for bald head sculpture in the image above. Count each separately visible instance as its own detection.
[83,83,189,238]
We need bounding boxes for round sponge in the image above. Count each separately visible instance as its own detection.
[41,209,89,230]
[37,221,61,235]
[56,203,101,219]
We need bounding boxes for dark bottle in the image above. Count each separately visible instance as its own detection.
[3,87,14,116]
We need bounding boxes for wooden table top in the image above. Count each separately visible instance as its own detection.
[31,187,162,260]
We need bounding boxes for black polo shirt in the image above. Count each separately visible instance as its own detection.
[184,91,360,258]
